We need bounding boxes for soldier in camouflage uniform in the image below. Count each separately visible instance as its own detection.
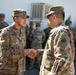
[26,22,35,67]
[30,23,45,49]
[28,22,34,37]
[27,22,35,48]
[29,23,45,69]
[30,6,75,75]
[0,9,36,75]
[0,13,9,30]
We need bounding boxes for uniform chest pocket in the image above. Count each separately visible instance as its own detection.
[9,33,21,49]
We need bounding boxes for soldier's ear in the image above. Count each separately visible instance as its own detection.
[14,16,18,21]
[53,14,57,19]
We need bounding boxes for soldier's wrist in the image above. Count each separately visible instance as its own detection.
[24,49,28,56]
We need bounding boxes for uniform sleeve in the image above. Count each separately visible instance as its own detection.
[4,22,9,27]
[50,31,71,74]
[36,49,44,56]
[0,30,24,61]
[6,22,9,26]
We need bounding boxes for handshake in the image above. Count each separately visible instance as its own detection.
[24,49,37,59]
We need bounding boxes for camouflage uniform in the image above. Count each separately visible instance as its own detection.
[31,29,45,49]
[69,27,76,75]
[0,25,26,75]
[0,21,9,33]
[30,29,45,68]
[26,27,35,48]
[66,21,76,74]
[74,29,76,49]
[39,25,75,75]
[0,21,9,29]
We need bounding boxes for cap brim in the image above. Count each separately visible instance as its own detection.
[46,11,55,18]
[20,14,29,18]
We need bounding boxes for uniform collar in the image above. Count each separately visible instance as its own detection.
[50,22,65,34]
[56,22,65,27]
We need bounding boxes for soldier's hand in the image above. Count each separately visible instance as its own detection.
[27,49,37,59]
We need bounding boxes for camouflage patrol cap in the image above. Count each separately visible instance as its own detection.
[0,13,5,17]
[46,6,64,18]
[12,9,29,18]
[36,23,40,27]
